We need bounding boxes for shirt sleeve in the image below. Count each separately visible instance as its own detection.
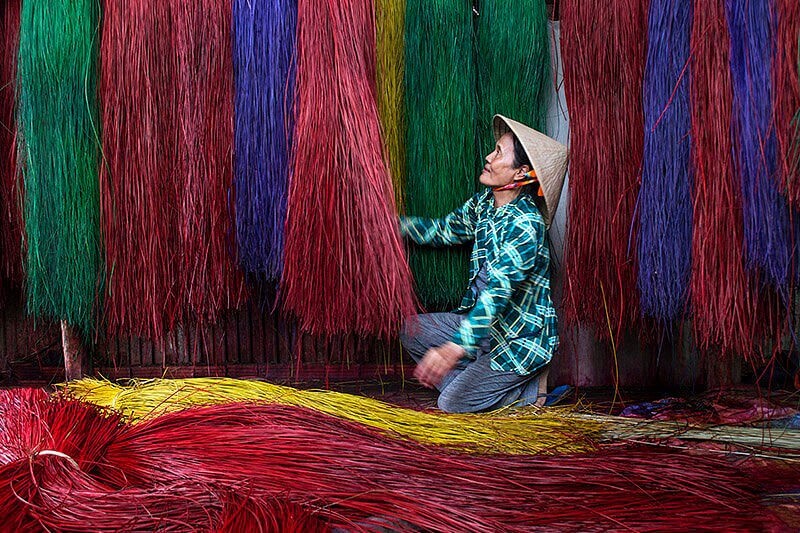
[451,215,542,358]
[399,192,482,247]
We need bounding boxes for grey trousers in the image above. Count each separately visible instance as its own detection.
[400,312,544,413]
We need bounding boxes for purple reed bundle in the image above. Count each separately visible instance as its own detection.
[726,0,795,291]
[0,0,23,288]
[233,0,296,281]
[689,0,757,359]
[638,0,693,324]
[561,0,649,340]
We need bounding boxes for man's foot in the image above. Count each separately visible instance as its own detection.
[534,367,550,407]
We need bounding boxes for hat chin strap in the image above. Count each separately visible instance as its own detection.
[492,170,544,196]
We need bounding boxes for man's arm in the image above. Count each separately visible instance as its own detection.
[400,192,483,246]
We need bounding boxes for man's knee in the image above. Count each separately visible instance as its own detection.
[437,387,480,414]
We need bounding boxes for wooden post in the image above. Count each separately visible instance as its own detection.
[61,320,85,381]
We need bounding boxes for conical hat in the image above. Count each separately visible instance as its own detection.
[493,114,569,227]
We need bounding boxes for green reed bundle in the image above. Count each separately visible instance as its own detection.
[475,0,551,160]
[404,0,476,309]
[16,0,102,333]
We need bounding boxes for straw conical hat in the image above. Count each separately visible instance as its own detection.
[493,114,569,227]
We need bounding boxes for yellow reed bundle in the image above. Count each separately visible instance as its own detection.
[63,377,602,455]
[375,0,406,212]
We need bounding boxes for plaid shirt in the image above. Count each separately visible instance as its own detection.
[401,189,558,375]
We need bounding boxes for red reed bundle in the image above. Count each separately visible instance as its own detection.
[100,0,243,338]
[689,0,756,359]
[172,0,244,321]
[561,0,649,340]
[0,390,792,531]
[0,0,23,287]
[774,0,800,205]
[281,0,416,339]
[99,0,181,338]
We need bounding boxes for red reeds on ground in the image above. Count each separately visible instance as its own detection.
[99,0,244,339]
[0,390,793,531]
[281,0,416,340]
[689,0,756,359]
[561,0,648,341]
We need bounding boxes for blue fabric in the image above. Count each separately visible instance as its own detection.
[400,312,544,413]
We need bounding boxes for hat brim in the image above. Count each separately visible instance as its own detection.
[492,115,569,228]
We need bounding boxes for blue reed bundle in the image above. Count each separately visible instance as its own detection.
[638,0,693,323]
[726,0,794,290]
[233,0,297,281]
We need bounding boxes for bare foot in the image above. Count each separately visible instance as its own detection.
[534,367,549,407]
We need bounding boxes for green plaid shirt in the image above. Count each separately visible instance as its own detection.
[401,189,558,375]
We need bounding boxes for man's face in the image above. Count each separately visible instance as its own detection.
[479,132,521,188]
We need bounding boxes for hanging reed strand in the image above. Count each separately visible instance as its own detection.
[726,0,795,290]
[64,377,601,455]
[689,0,756,359]
[475,0,551,159]
[376,0,407,212]
[774,0,800,207]
[0,0,23,288]
[17,0,102,334]
[233,0,296,280]
[404,0,476,310]
[638,0,693,323]
[561,0,648,339]
[281,0,416,339]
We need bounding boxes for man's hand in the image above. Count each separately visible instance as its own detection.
[414,342,466,388]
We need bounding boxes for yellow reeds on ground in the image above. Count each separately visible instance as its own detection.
[63,377,602,455]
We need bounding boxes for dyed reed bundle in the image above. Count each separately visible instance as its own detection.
[376,0,407,212]
[0,0,23,287]
[99,0,181,338]
[638,0,693,323]
[100,0,244,338]
[475,0,551,158]
[774,0,800,206]
[404,0,475,310]
[561,0,648,339]
[726,0,794,289]
[689,0,756,358]
[16,0,102,333]
[65,377,600,455]
[173,0,244,321]
[281,0,416,339]
[233,0,296,279]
